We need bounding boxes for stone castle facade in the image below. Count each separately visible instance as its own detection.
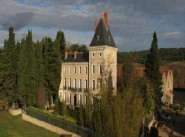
[59,12,118,108]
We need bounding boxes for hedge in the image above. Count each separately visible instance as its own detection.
[26,108,103,137]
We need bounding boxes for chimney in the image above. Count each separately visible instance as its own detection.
[94,20,98,30]
[74,51,77,59]
[64,51,68,59]
[103,12,108,28]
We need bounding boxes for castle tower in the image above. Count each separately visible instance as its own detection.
[58,12,118,108]
[88,12,118,93]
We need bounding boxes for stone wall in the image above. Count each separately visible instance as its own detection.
[9,108,22,116]
[22,113,80,137]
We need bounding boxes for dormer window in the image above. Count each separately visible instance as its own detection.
[96,35,99,41]
[99,52,102,57]
[108,36,111,42]
[92,52,95,58]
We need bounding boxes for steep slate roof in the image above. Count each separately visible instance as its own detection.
[90,18,116,47]
[63,52,89,62]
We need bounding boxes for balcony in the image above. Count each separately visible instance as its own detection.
[63,86,89,92]
[63,86,67,90]
[84,88,88,92]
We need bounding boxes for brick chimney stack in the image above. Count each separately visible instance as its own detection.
[102,12,108,28]
[64,51,68,59]
[74,51,77,59]
[94,20,98,30]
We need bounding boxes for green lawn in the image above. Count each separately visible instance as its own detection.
[0,111,59,137]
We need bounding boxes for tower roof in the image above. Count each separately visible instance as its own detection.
[90,12,116,47]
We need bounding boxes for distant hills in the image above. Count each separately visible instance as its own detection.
[118,48,185,64]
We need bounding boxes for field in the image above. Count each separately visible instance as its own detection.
[0,111,58,137]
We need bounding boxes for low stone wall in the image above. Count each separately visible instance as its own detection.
[148,119,155,130]
[9,108,22,116]
[22,113,80,137]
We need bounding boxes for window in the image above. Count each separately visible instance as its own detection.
[69,78,71,88]
[92,80,95,91]
[79,79,82,89]
[85,67,88,74]
[64,92,66,100]
[99,65,102,74]
[70,93,71,104]
[64,78,66,87]
[85,95,87,105]
[85,79,88,90]
[92,52,95,58]
[99,52,102,57]
[80,67,82,74]
[79,94,82,105]
[74,79,76,89]
[92,65,95,74]
[98,81,101,91]
[74,67,76,74]
[96,35,99,41]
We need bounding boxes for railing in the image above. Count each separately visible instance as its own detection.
[25,108,104,137]
[63,87,89,92]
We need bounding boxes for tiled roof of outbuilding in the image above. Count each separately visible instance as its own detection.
[117,64,172,78]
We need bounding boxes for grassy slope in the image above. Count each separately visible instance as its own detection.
[0,111,58,137]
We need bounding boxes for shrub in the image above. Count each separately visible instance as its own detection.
[180,102,185,111]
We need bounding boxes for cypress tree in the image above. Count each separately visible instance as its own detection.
[55,31,66,59]
[145,32,162,112]
[0,48,4,98]
[44,36,61,105]
[92,98,102,133]
[18,30,37,106]
[84,93,93,129]
[3,27,18,103]
[35,41,46,108]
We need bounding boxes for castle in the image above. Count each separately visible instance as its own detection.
[58,12,173,108]
[59,12,118,108]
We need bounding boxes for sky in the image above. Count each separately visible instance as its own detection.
[0,0,185,51]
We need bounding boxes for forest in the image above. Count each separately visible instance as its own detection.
[118,48,185,64]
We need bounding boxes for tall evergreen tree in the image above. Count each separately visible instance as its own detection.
[18,30,37,106]
[0,48,4,98]
[144,32,162,112]
[92,98,102,133]
[55,31,66,59]
[35,41,46,108]
[2,27,18,103]
[44,36,61,105]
